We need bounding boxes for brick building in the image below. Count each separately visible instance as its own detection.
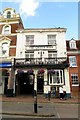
[66,39,80,97]
[0,8,24,95]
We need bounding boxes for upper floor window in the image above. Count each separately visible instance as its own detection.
[69,40,76,49]
[69,56,77,67]
[7,11,11,18]
[4,26,9,34]
[2,25,11,34]
[2,42,8,56]
[26,35,34,45]
[47,35,56,45]
[26,52,34,58]
[48,51,57,58]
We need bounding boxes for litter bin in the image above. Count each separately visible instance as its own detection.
[6,89,13,97]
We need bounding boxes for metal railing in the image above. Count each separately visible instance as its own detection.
[14,57,68,66]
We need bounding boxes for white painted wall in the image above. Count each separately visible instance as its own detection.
[64,68,70,94]
[16,33,26,58]
[56,32,67,57]
[34,51,48,58]
[16,29,67,58]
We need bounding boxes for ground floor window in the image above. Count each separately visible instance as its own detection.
[48,69,64,85]
[71,73,79,85]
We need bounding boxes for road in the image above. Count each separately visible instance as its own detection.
[1,102,79,119]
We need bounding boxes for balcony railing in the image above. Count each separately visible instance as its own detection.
[25,45,57,51]
[14,57,69,68]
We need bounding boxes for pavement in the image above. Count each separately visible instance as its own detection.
[1,94,79,103]
[0,95,79,118]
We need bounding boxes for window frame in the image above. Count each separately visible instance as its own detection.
[2,25,11,34]
[48,51,57,58]
[0,38,11,57]
[47,35,56,45]
[26,35,34,45]
[69,40,76,49]
[26,52,34,58]
[69,56,77,67]
[7,11,11,18]
[71,73,79,86]
[48,70,64,85]
[2,42,9,55]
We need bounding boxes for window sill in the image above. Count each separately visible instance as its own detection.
[72,84,79,86]
[70,66,77,68]
[49,83,64,85]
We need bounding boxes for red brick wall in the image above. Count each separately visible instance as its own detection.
[67,44,80,97]
[72,86,79,97]
[9,48,16,56]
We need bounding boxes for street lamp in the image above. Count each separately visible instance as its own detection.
[34,72,37,113]
[34,90,37,113]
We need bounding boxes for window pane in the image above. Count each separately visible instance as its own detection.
[48,35,56,45]
[2,43,8,55]
[71,74,78,85]
[69,41,76,49]
[4,26,9,34]
[7,11,11,18]
[26,35,34,45]
[69,56,77,67]
[49,70,63,84]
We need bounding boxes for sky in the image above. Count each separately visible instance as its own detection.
[0,0,78,40]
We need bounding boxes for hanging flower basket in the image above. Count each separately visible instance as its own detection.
[48,69,55,74]
[38,69,45,74]
[27,69,34,75]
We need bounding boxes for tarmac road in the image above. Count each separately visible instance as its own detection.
[1,101,79,119]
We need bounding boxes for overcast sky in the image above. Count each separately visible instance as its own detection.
[0,0,78,40]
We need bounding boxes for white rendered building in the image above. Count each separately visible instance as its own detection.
[14,28,70,97]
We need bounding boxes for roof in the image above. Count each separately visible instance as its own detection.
[66,40,80,51]
[3,8,16,13]
[16,27,67,33]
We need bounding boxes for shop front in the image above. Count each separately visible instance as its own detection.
[13,58,71,98]
[0,62,12,95]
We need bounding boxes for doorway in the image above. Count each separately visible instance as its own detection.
[4,77,8,94]
[16,72,34,95]
[2,70,9,95]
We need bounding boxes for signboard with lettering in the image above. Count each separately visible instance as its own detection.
[0,62,12,68]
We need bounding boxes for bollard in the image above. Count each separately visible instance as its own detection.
[48,91,51,101]
[34,90,37,113]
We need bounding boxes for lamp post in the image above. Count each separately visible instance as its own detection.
[34,90,37,113]
[34,71,37,113]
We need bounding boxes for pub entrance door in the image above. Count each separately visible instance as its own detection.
[16,73,34,95]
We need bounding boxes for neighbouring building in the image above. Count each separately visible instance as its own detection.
[0,8,24,95]
[0,8,71,97]
[66,39,80,97]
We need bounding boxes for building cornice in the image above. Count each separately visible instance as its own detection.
[16,28,67,33]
